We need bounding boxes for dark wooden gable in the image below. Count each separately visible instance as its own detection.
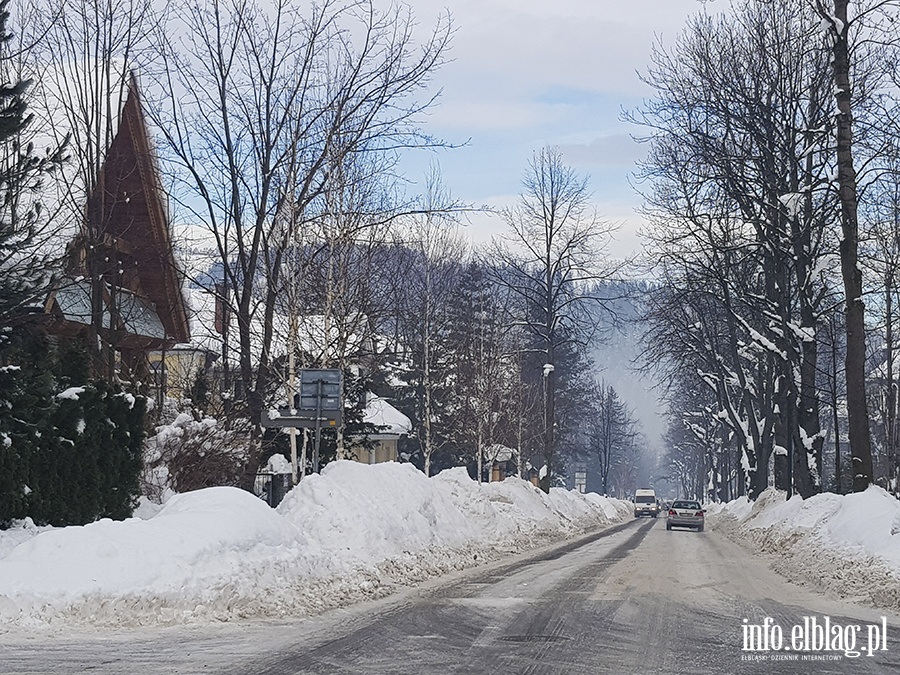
[83,72,189,345]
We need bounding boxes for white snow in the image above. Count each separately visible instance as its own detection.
[709,486,900,610]
[56,387,85,401]
[362,396,412,436]
[0,461,630,628]
[266,453,293,474]
[777,192,804,219]
[482,443,516,463]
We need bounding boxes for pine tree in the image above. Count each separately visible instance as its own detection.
[0,0,66,330]
[444,261,512,478]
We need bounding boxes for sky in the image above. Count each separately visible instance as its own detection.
[394,0,714,452]
[403,0,711,259]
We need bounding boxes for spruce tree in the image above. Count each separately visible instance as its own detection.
[0,0,65,525]
[0,329,56,525]
[0,0,65,330]
[0,1,146,527]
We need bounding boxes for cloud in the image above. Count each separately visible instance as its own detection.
[425,99,547,132]
[423,0,703,96]
[557,134,649,168]
[399,0,706,258]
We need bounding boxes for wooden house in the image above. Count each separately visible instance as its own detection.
[41,72,189,382]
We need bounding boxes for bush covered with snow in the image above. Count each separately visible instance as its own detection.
[142,410,251,499]
[708,486,900,610]
[0,461,630,628]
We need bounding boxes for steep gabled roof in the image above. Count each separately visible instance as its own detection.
[89,73,189,344]
[37,65,189,347]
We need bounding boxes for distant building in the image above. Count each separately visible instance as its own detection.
[353,394,412,464]
[482,444,518,482]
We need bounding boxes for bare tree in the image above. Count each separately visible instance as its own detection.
[492,147,620,492]
[862,153,900,491]
[809,0,900,490]
[150,0,451,483]
[585,381,638,496]
[634,1,851,499]
[277,144,400,466]
[817,302,848,491]
[394,170,467,476]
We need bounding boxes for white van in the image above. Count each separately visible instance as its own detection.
[633,488,658,518]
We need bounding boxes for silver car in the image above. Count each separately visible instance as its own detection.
[666,499,705,532]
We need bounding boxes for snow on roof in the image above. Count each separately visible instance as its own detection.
[181,287,222,353]
[363,396,411,437]
[483,444,516,463]
[173,223,222,281]
[180,288,378,367]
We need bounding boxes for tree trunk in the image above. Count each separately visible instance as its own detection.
[830,0,874,492]
[830,313,843,492]
[885,274,897,492]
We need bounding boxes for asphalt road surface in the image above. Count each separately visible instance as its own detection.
[2,518,899,674]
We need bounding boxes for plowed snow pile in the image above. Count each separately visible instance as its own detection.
[0,461,630,628]
[708,486,900,609]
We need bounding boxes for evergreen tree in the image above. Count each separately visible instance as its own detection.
[444,261,513,477]
[0,0,66,330]
[0,327,146,525]
[585,382,638,496]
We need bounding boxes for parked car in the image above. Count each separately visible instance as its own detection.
[666,499,705,532]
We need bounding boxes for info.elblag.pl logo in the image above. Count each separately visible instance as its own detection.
[742,616,889,658]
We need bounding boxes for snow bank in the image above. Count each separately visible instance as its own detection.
[0,461,630,628]
[0,518,51,560]
[432,468,629,545]
[277,462,475,567]
[709,486,900,610]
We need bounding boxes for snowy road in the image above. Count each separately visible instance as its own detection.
[3,518,900,674]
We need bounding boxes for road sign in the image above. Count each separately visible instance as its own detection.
[262,408,342,428]
[297,369,342,411]
[260,369,343,474]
